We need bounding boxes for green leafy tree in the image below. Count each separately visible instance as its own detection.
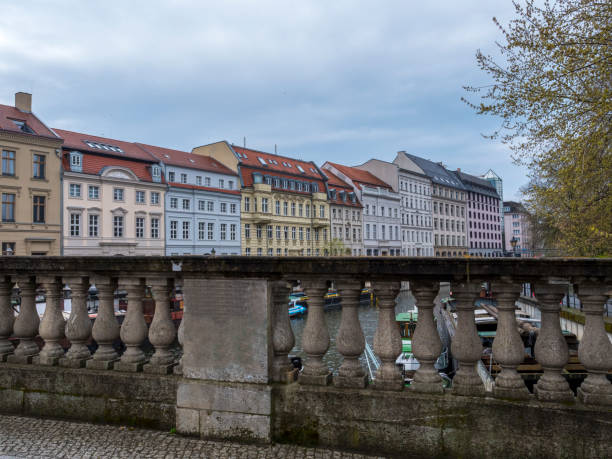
[463,0,611,256]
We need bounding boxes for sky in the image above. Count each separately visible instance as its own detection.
[0,0,528,200]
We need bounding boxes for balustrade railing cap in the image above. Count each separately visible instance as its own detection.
[0,256,611,283]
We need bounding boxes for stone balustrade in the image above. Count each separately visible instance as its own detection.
[0,256,611,456]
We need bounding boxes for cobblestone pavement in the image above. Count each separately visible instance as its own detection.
[0,415,385,459]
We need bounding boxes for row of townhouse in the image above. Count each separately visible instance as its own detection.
[1,92,507,258]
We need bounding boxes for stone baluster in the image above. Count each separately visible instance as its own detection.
[576,282,612,406]
[8,276,40,364]
[144,277,176,374]
[35,277,66,366]
[491,281,530,399]
[60,277,93,368]
[335,279,367,388]
[0,276,16,362]
[298,279,332,385]
[86,276,120,370]
[410,281,443,393]
[372,281,403,391]
[271,280,297,383]
[173,282,185,375]
[533,282,574,402]
[450,281,484,396]
[115,278,148,372]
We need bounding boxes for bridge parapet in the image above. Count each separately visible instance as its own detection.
[0,256,611,456]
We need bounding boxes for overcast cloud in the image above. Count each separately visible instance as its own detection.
[0,0,527,199]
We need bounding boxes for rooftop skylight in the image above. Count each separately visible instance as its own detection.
[84,140,124,153]
[296,165,305,173]
[257,157,268,166]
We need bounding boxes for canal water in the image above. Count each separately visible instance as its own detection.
[289,289,418,375]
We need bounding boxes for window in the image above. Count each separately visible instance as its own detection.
[257,248,263,256]
[230,224,236,240]
[208,222,214,240]
[275,200,280,215]
[1,150,15,176]
[262,198,269,213]
[151,218,159,238]
[284,226,289,239]
[283,202,288,216]
[113,188,124,201]
[228,180,234,190]
[276,226,281,239]
[267,225,273,239]
[88,214,99,237]
[306,228,311,241]
[298,204,303,217]
[2,193,15,222]
[198,222,205,240]
[219,223,226,240]
[207,201,214,212]
[198,200,205,211]
[182,221,190,239]
[256,225,262,239]
[277,248,281,256]
[221,202,227,213]
[245,248,251,256]
[88,186,99,200]
[113,216,124,237]
[205,177,211,186]
[291,203,296,216]
[70,213,80,236]
[244,223,251,238]
[180,173,187,184]
[219,179,224,189]
[196,176,202,186]
[152,165,161,180]
[2,242,15,255]
[319,205,325,218]
[168,171,175,182]
[170,221,178,239]
[170,197,178,209]
[182,199,190,210]
[136,217,145,238]
[32,154,45,179]
[299,227,304,240]
[230,203,237,214]
[244,197,250,212]
[69,183,81,198]
[136,190,145,203]
[32,196,45,223]
[151,192,160,205]
[305,204,310,217]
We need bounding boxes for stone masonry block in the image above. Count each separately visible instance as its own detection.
[177,380,271,415]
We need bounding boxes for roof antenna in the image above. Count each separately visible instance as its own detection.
[274,144,277,154]
[243,137,246,148]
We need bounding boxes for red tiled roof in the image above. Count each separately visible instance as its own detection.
[322,169,352,189]
[168,182,241,196]
[240,166,326,195]
[325,162,392,190]
[0,103,59,139]
[54,128,156,162]
[232,146,323,180]
[322,169,361,208]
[62,151,158,182]
[136,143,238,176]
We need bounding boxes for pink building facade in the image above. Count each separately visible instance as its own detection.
[503,201,532,257]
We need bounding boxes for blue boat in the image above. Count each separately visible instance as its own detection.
[288,299,307,318]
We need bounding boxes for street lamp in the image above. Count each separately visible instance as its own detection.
[510,237,519,257]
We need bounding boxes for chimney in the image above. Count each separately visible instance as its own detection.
[15,92,32,113]
[457,168,461,173]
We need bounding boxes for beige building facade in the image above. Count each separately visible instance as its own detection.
[0,93,63,255]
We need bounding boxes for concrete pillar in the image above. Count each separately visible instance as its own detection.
[533,282,573,402]
[60,277,92,368]
[410,281,443,393]
[8,276,39,364]
[0,276,16,361]
[576,282,612,406]
[270,280,297,383]
[144,277,176,374]
[451,281,484,396]
[335,278,367,388]
[491,280,530,399]
[176,277,272,442]
[115,278,147,372]
[86,276,120,370]
[35,277,66,366]
[299,278,332,386]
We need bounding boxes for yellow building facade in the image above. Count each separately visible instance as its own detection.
[192,142,330,256]
[0,93,63,255]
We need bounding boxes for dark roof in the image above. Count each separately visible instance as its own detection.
[0,103,59,139]
[503,201,528,214]
[402,153,465,190]
[454,170,500,199]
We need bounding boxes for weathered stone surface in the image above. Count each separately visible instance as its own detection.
[182,278,270,383]
[199,411,271,443]
[177,380,271,415]
[273,383,612,458]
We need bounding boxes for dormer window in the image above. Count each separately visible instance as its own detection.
[152,165,161,183]
[69,152,82,172]
[11,119,35,134]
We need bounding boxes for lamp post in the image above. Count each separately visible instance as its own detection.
[510,237,519,257]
